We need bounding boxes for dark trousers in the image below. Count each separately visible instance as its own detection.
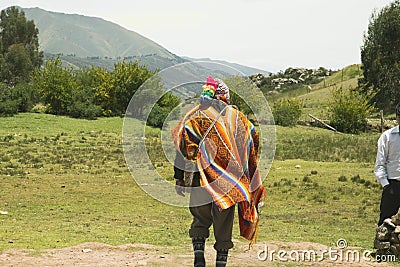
[378,180,400,226]
[188,179,235,251]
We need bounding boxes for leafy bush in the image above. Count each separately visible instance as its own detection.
[31,103,47,113]
[146,92,181,128]
[32,58,156,119]
[66,86,102,120]
[0,98,18,116]
[12,82,36,112]
[328,86,375,134]
[0,82,36,116]
[146,105,169,128]
[31,58,76,115]
[272,98,302,127]
[110,61,154,116]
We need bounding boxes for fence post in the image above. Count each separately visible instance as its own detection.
[342,69,344,82]
[380,110,384,133]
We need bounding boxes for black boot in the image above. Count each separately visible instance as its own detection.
[192,237,205,267]
[216,249,228,267]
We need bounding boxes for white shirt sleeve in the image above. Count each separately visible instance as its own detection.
[374,133,389,187]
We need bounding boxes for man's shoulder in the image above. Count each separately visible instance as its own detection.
[387,125,400,135]
[380,125,400,138]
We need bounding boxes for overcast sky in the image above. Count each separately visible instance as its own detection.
[0,0,394,72]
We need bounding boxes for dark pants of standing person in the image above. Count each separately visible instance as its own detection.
[378,180,400,226]
[188,179,235,251]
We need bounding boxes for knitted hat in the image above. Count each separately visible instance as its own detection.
[199,76,230,106]
[214,78,230,104]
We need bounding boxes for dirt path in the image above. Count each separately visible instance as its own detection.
[0,241,392,266]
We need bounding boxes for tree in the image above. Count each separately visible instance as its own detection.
[360,0,400,110]
[31,57,76,115]
[328,86,375,134]
[79,66,115,116]
[31,58,158,119]
[147,91,181,128]
[4,44,33,82]
[85,61,155,116]
[272,98,302,127]
[0,6,43,84]
[0,82,35,116]
[0,82,18,116]
[111,61,155,116]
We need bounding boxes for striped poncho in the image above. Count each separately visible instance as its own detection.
[173,100,266,244]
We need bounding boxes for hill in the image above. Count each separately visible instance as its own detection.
[43,53,185,72]
[182,56,271,76]
[297,64,362,120]
[21,7,179,60]
[13,6,271,75]
[19,7,185,71]
[249,64,367,128]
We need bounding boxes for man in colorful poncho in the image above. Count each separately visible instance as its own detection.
[172,76,265,267]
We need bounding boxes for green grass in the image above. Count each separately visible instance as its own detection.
[0,113,383,253]
[297,76,360,121]
[262,159,379,249]
[274,125,379,162]
[0,113,190,250]
[312,64,361,90]
[266,84,310,103]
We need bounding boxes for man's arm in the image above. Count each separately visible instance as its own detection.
[174,119,197,181]
[374,133,389,187]
[173,150,186,197]
[173,121,199,196]
[174,150,185,181]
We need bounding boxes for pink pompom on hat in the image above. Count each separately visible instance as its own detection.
[200,75,230,105]
[206,76,218,89]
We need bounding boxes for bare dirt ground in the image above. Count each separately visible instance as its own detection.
[0,241,392,267]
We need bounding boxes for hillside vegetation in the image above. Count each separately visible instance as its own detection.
[297,64,362,120]
[256,64,386,133]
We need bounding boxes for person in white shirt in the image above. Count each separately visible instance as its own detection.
[374,103,400,226]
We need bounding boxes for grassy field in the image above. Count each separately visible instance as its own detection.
[0,112,383,254]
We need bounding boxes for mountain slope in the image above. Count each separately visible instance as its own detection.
[21,7,180,61]
[11,6,270,74]
[183,56,271,76]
